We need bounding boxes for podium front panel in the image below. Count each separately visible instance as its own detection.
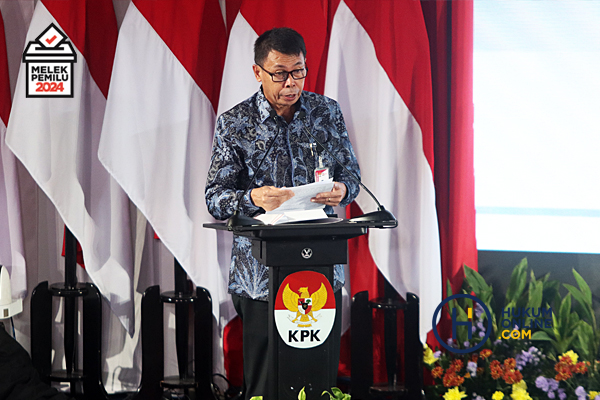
[251,238,347,267]
[268,264,339,400]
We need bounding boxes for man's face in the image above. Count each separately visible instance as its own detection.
[253,50,306,115]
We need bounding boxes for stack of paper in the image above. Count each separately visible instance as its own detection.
[255,181,334,225]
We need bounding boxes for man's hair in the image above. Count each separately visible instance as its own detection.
[254,27,306,65]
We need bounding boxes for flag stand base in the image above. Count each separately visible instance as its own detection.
[30,281,108,399]
[30,227,109,399]
[350,290,423,400]
[131,259,214,400]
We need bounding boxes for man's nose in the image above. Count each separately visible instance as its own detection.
[284,74,295,87]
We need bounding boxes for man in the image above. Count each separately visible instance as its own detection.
[205,27,360,399]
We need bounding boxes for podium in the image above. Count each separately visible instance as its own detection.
[205,218,393,400]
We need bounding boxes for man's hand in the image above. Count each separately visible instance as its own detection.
[250,186,294,212]
[312,182,347,207]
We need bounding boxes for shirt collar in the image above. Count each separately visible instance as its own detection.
[256,86,309,123]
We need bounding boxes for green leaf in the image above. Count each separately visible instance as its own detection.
[331,387,344,399]
[464,265,491,296]
[572,269,592,306]
[531,330,552,341]
[563,284,593,323]
[250,397,263,400]
[558,294,572,336]
[506,258,528,305]
[298,387,306,400]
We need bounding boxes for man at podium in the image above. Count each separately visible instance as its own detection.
[205,27,360,399]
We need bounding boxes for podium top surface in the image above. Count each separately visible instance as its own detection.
[203,218,379,240]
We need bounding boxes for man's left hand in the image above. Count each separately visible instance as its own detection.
[312,182,347,207]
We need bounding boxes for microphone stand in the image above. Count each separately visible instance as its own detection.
[297,111,397,227]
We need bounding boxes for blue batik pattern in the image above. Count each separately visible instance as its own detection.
[205,89,360,301]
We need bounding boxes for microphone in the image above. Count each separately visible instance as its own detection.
[297,110,397,227]
[226,109,282,228]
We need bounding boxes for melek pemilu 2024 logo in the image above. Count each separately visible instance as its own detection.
[22,23,77,98]
[433,294,553,353]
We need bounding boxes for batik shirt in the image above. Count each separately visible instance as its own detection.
[205,88,360,301]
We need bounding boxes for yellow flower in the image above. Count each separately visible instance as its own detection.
[492,392,504,400]
[561,350,579,364]
[510,388,532,400]
[423,345,439,365]
[512,381,527,392]
[443,387,467,400]
[590,391,599,399]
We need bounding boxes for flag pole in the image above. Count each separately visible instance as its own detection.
[64,227,78,391]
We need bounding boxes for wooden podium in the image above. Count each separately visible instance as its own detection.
[205,217,394,400]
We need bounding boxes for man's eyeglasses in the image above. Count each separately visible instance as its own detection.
[257,64,308,82]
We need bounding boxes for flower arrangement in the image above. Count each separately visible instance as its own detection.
[424,259,600,400]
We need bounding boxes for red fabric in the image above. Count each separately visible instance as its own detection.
[61,226,85,268]
[223,316,244,388]
[0,11,10,124]
[240,0,328,94]
[421,0,477,346]
[134,0,227,111]
[42,0,117,98]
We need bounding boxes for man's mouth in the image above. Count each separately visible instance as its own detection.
[281,93,297,101]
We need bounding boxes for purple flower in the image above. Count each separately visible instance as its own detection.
[474,396,485,400]
[477,321,485,331]
[447,338,455,347]
[467,361,477,376]
[472,325,477,333]
[478,331,485,338]
[535,376,549,392]
[464,341,471,348]
[433,351,441,359]
[548,391,555,399]
[558,389,566,400]
[548,378,559,392]
[575,387,586,400]
[595,395,600,400]
[474,303,484,319]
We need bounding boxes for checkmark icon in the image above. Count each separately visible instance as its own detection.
[45,35,57,45]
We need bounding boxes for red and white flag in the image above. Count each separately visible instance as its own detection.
[98,0,227,353]
[218,0,328,115]
[0,9,26,299]
[5,0,135,334]
[324,0,442,340]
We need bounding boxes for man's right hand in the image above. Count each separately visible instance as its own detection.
[250,186,294,212]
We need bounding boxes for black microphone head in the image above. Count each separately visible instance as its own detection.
[269,108,278,120]
[297,109,307,119]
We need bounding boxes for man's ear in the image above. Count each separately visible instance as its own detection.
[252,65,262,83]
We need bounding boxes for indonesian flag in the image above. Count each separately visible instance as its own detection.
[5,0,135,334]
[324,0,442,340]
[218,0,328,115]
[0,9,26,299]
[98,0,227,358]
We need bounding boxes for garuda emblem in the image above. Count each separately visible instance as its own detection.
[282,283,328,328]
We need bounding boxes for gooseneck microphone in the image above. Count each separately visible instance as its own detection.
[226,109,282,228]
[297,110,397,227]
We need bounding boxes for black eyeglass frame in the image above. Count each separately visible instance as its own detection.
[256,64,308,82]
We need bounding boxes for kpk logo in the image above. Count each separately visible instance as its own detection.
[274,271,336,349]
[22,23,76,98]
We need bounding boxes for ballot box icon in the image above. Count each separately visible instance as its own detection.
[22,23,77,98]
